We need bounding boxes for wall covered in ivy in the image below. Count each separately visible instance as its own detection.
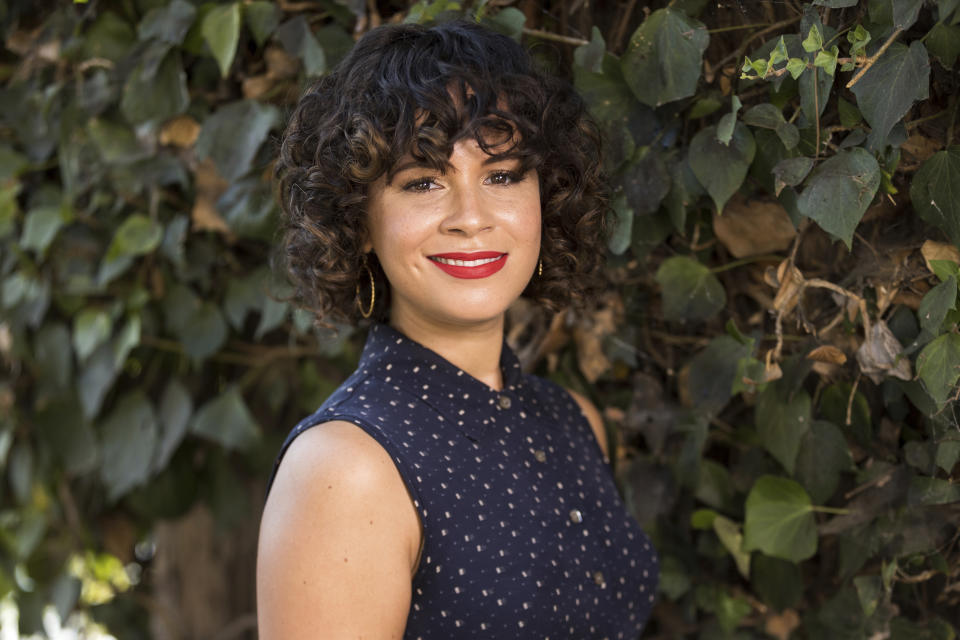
[1,0,958,637]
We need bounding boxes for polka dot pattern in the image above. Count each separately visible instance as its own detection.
[270,324,658,638]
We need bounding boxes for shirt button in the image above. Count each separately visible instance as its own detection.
[497,395,512,410]
[593,571,606,587]
[569,509,584,524]
[533,450,547,463]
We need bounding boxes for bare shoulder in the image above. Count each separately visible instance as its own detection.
[565,388,609,459]
[257,421,420,639]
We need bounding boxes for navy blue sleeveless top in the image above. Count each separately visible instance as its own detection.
[269,324,658,639]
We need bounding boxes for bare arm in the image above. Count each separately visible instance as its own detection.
[257,421,422,639]
[567,389,610,459]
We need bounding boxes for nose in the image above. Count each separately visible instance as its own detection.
[440,183,493,236]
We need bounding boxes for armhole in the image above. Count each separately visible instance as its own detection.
[563,387,612,466]
[266,413,427,575]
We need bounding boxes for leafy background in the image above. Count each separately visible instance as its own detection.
[1,0,959,638]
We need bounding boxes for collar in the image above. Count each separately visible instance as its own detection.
[356,323,526,443]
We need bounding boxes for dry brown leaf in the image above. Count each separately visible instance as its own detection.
[807,345,847,365]
[901,133,942,164]
[573,299,620,383]
[921,240,960,274]
[892,290,924,310]
[265,46,300,79]
[714,194,796,258]
[874,284,900,316]
[768,259,805,314]
[192,158,231,235]
[243,75,276,100]
[5,27,42,56]
[856,320,911,384]
[765,609,800,640]
[160,115,201,148]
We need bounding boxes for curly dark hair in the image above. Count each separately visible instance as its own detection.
[275,20,609,325]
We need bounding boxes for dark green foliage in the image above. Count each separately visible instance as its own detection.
[1,0,958,637]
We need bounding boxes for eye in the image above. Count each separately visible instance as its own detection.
[487,170,524,185]
[402,177,439,192]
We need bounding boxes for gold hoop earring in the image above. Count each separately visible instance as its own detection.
[356,255,375,319]
[538,259,543,278]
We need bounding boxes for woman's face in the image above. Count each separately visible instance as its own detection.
[364,137,541,332]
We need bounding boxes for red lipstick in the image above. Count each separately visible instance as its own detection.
[428,251,508,279]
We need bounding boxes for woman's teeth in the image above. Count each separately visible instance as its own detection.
[431,256,502,267]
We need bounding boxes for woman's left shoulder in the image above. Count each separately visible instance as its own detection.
[563,387,609,459]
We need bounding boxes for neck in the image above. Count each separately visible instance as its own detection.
[388,313,505,391]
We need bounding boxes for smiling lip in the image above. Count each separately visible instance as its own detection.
[428,251,508,279]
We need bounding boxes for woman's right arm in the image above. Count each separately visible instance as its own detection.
[257,420,422,639]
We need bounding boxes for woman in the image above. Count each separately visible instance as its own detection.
[257,20,658,639]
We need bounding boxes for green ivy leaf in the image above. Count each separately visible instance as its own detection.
[850,41,929,147]
[890,0,924,29]
[34,323,72,395]
[772,157,814,196]
[751,554,802,611]
[202,2,241,78]
[926,23,960,69]
[655,256,727,321]
[155,379,192,472]
[138,0,196,45]
[105,214,163,262]
[917,333,960,406]
[907,475,960,505]
[99,392,158,502]
[21,204,70,255]
[837,97,863,128]
[73,309,112,362]
[621,8,709,107]
[87,118,146,164]
[713,515,751,579]
[716,95,741,146]
[243,1,280,48]
[854,575,882,618]
[813,0,858,8]
[801,25,823,52]
[786,57,807,79]
[120,48,189,123]
[918,276,957,334]
[0,182,19,239]
[847,24,872,56]
[744,475,818,562]
[687,336,753,414]
[195,100,280,182]
[608,194,633,256]
[813,45,839,76]
[769,36,789,65]
[743,103,785,130]
[910,147,960,246]
[275,17,326,77]
[191,386,261,450]
[81,11,136,61]
[796,148,880,248]
[484,7,526,40]
[756,386,811,475]
[35,395,98,475]
[689,122,756,213]
[940,0,960,21]
[794,420,852,504]
[77,342,120,419]
[183,302,227,362]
